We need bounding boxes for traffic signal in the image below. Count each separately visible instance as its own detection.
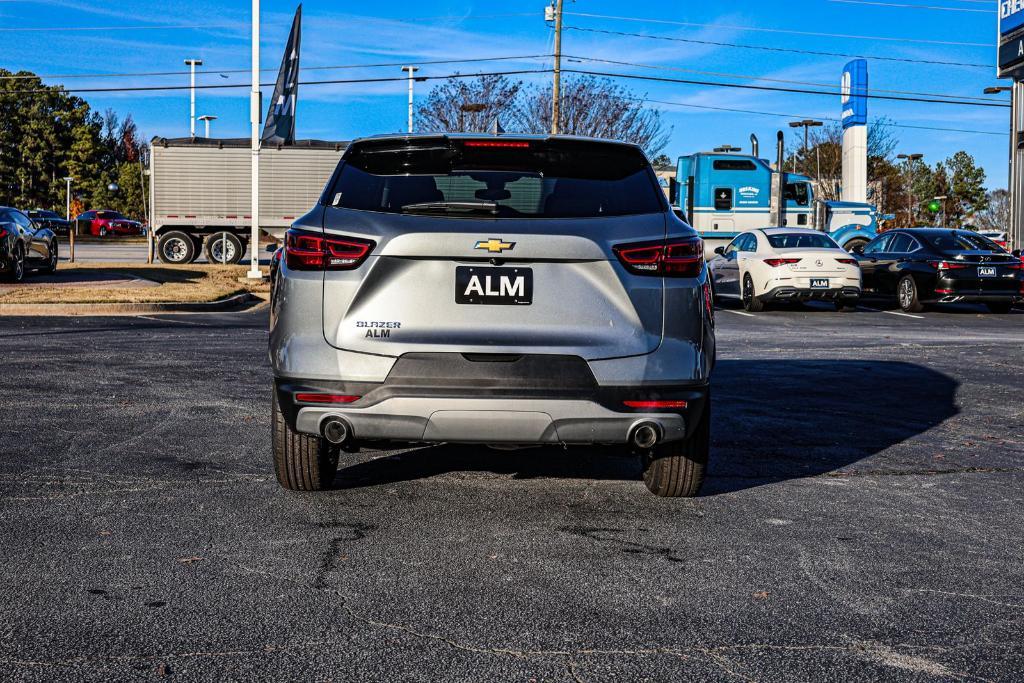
[927,200,941,213]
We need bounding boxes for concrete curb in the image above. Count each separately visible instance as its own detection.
[0,292,261,316]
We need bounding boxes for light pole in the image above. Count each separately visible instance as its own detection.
[897,153,924,227]
[197,114,217,138]
[401,66,419,134]
[788,119,823,177]
[247,0,262,279]
[63,176,75,262]
[985,86,1016,249]
[184,58,203,137]
[549,0,564,134]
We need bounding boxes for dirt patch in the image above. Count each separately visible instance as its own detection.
[0,262,270,304]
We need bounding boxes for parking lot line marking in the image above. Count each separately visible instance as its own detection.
[135,315,210,326]
[719,309,756,317]
[883,310,925,320]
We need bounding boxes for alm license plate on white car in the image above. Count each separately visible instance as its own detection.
[455,266,533,305]
[810,278,829,289]
[978,266,996,277]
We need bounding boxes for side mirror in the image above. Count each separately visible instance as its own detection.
[852,245,865,255]
[266,243,278,253]
[713,246,725,255]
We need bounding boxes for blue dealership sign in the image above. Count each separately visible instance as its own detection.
[841,59,868,130]
[1001,0,1024,36]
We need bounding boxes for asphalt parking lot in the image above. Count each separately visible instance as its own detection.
[1,303,1022,681]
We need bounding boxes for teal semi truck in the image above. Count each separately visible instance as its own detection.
[671,136,877,254]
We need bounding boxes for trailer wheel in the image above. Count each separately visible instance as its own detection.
[157,230,197,264]
[204,232,244,264]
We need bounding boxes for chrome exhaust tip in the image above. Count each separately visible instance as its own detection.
[630,422,661,450]
[321,417,352,445]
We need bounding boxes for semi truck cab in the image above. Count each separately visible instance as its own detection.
[674,150,876,254]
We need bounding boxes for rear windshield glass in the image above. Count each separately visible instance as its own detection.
[917,231,1003,252]
[97,211,124,219]
[327,138,664,218]
[765,232,839,249]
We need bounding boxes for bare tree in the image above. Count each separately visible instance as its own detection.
[970,188,1008,231]
[522,76,669,157]
[415,74,525,134]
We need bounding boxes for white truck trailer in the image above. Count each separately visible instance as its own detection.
[148,137,347,264]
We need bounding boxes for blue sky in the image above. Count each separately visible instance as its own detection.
[0,0,1008,187]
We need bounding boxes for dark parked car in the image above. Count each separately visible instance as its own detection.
[0,207,58,282]
[27,209,71,236]
[75,209,143,237]
[855,228,1023,313]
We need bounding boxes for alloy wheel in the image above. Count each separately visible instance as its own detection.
[899,279,913,309]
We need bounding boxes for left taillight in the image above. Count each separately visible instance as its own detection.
[284,228,375,271]
[0,227,6,238]
[613,236,703,277]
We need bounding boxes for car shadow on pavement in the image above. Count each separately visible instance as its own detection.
[332,359,959,495]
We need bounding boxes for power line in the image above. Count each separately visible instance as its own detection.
[558,68,1010,108]
[2,68,555,96]
[561,11,991,47]
[827,0,995,12]
[563,54,1005,103]
[563,25,991,69]
[0,54,553,81]
[641,98,1003,136]
[0,13,537,33]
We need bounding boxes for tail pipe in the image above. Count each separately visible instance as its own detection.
[321,416,353,445]
[629,421,662,450]
[750,133,759,157]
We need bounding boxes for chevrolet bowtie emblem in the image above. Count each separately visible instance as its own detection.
[475,238,515,253]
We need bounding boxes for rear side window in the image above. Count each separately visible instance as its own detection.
[327,139,664,219]
[766,232,839,249]
[712,159,756,171]
[888,234,914,253]
[920,231,1004,252]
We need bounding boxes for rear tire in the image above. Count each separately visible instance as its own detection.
[986,302,1013,314]
[272,389,339,491]
[43,241,58,274]
[742,273,764,312]
[642,395,710,498]
[204,231,244,265]
[897,275,925,313]
[844,238,868,254]
[157,230,197,264]
[3,243,25,282]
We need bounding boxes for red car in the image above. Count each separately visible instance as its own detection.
[75,210,143,237]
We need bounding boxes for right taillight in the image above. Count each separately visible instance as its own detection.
[285,228,375,271]
[836,258,858,266]
[613,236,703,277]
[928,260,969,270]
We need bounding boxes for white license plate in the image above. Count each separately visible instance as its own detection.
[810,278,829,289]
[978,266,996,277]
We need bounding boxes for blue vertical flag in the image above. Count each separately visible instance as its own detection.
[262,5,301,145]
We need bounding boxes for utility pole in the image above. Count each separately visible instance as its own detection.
[247,0,262,279]
[184,58,203,137]
[898,153,923,227]
[788,119,823,177]
[549,0,564,134]
[402,66,419,134]
[63,176,75,263]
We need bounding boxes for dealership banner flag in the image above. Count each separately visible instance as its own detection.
[262,4,301,145]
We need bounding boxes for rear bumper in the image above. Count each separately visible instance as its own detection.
[276,374,709,446]
[762,285,861,301]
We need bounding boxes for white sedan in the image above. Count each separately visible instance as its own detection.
[708,228,862,312]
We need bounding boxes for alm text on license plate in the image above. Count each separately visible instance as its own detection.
[455,266,533,305]
[810,278,829,289]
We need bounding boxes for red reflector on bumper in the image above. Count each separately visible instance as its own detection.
[294,393,361,404]
[623,400,688,409]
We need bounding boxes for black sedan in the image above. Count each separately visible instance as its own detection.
[27,209,71,236]
[0,206,58,283]
[854,228,1022,313]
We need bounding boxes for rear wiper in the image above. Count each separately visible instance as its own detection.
[400,201,499,215]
